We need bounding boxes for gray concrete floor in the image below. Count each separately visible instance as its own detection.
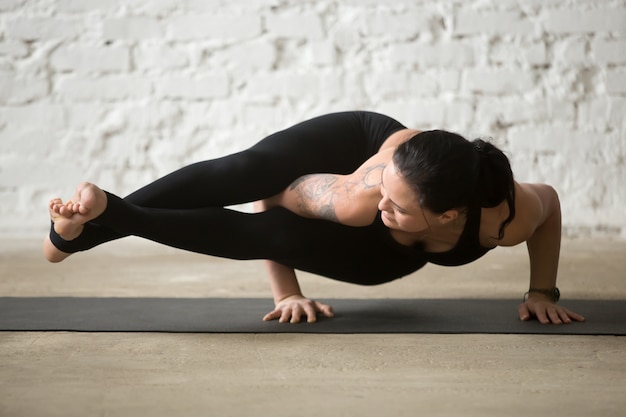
[1,237,625,417]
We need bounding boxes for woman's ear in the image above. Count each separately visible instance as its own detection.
[437,209,459,225]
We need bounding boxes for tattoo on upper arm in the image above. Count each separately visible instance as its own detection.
[289,174,341,221]
[288,163,386,222]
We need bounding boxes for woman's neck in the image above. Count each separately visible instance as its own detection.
[391,213,468,250]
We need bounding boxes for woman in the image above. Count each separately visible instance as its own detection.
[44,111,585,325]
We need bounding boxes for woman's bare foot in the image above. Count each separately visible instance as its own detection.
[43,236,71,263]
[43,182,108,263]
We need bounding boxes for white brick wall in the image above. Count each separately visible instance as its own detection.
[0,0,625,238]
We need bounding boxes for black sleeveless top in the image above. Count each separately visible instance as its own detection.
[268,199,494,286]
[378,197,494,267]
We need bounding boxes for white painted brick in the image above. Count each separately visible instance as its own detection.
[378,100,446,129]
[266,13,324,40]
[0,0,625,236]
[364,10,429,40]
[245,71,343,100]
[145,136,197,173]
[57,76,152,101]
[0,161,75,211]
[57,0,119,13]
[85,132,148,167]
[341,0,415,6]
[456,11,536,36]
[476,97,575,128]
[185,0,276,12]
[50,45,130,73]
[0,0,22,11]
[421,42,476,68]
[407,74,440,97]
[103,17,164,40]
[134,44,189,70]
[609,98,626,127]
[0,41,29,58]
[92,110,127,143]
[477,98,545,125]
[124,102,183,131]
[463,69,535,95]
[445,100,475,132]
[491,40,547,66]
[332,17,361,52]
[548,99,576,124]
[542,9,626,33]
[540,69,565,99]
[307,41,336,66]
[423,70,461,92]
[577,98,610,128]
[202,101,238,129]
[592,38,626,64]
[341,73,368,104]
[210,40,276,72]
[508,127,620,161]
[386,42,475,68]
[0,127,62,160]
[553,38,587,65]
[155,74,230,100]
[5,18,83,40]
[120,0,179,17]
[168,15,262,40]
[364,72,410,101]
[489,41,518,65]
[525,42,548,66]
[242,104,284,128]
[65,103,110,128]
[607,69,626,94]
[175,101,239,134]
[0,103,66,129]
[0,75,48,104]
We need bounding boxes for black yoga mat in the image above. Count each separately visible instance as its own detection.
[0,297,624,335]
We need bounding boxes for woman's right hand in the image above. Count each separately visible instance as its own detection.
[263,294,334,323]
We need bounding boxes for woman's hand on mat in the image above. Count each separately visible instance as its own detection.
[518,296,585,324]
[263,294,334,324]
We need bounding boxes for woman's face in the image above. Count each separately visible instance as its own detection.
[377,162,432,233]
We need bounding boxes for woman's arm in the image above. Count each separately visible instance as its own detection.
[261,259,334,323]
[498,183,585,324]
[252,200,334,323]
[252,150,394,322]
[269,148,393,226]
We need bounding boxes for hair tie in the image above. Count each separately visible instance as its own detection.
[473,140,490,162]
[473,139,486,153]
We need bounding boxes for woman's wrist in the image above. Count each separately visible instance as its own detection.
[523,287,560,303]
[274,292,303,305]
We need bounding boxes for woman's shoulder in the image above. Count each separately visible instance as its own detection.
[379,129,421,150]
[480,182,558,247]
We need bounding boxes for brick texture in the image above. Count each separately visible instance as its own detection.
[0,0,625,237]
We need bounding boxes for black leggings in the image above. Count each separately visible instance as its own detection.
[50,111,427,284]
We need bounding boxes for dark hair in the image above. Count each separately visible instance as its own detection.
[392,130,516,240]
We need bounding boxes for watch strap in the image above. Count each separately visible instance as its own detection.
[523,287,560,302]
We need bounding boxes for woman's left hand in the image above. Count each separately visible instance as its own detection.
[518,296,585,324]
[263,295,334,324]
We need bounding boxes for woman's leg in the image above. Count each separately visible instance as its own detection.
[51,182,426,284]
[123,111,404,209]
[46,111,406,256]
[46,112,367,255]
[123,111,374,208]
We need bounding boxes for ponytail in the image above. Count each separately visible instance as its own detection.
[472,139,516,239]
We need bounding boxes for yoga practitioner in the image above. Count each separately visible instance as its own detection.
[44,111,585,325]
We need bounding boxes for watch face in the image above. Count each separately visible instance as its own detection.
[551,287,560,302]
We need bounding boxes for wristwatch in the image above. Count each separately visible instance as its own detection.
[524,287,560,302]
